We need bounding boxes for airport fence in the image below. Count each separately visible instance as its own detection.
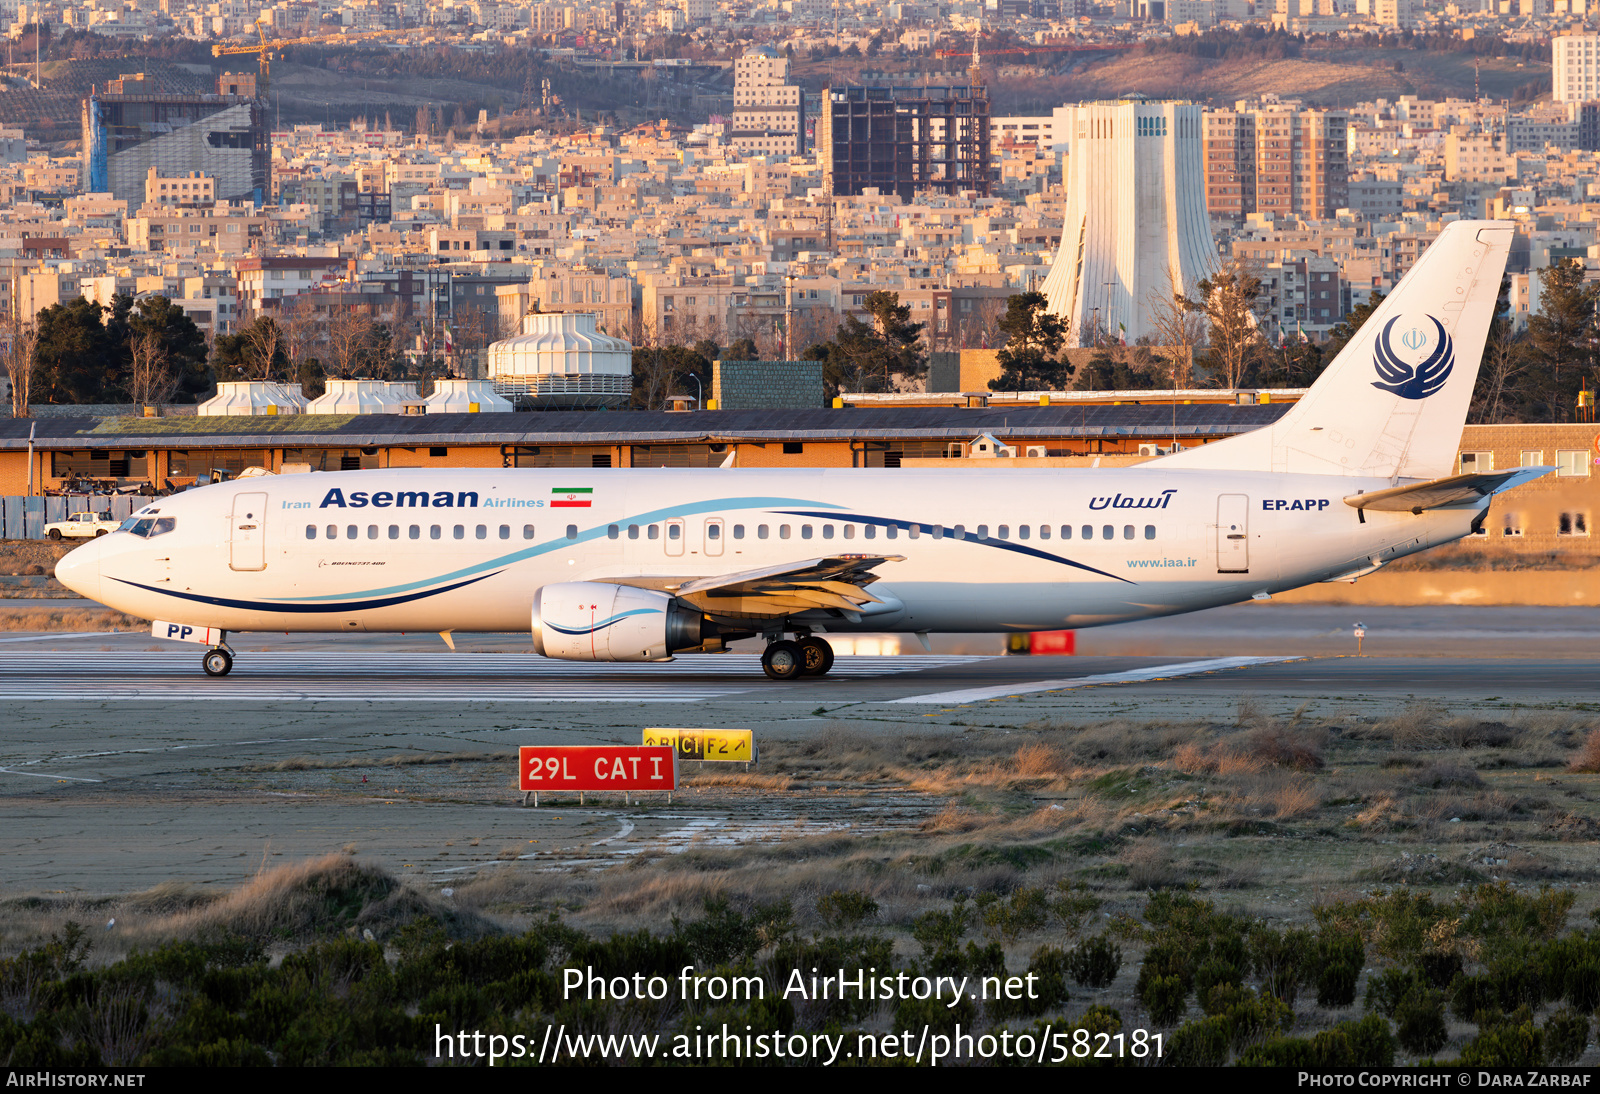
[0,495,145,539]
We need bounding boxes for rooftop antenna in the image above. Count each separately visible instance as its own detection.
[969,17,982,88]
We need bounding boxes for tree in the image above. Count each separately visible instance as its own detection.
[127,328,178,408]
[214,315,289,382]
[33,296,116,404]
[806,291,926,393]
[1075,349,1164,391]
[3,317,38,418]
[126,296,209,402]
[1321,290,1385,362]
[989,292,1070,391]
[1527,259,1599,418]
[1146,270,1206,386]
[1184,261,1264,389]
[725,336,759,361]
[631,341,710,409]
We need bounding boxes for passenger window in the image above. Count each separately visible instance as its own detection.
[500,525,511,539]
[347,525,358,540]
[368,525,378,539]
[821,525,833,539]
[733,525,744,539]
[666,525,679,541]
[1144,525,1156,540]
[843,525,855,539]
[758,524,769,539]
[801,525,813,539]
[453,525,465,540]
[567,525,579,540]
[997,525,1009,540]
[607,525,620,540]
[779,525,791,539]
[975,525,987,538]
[388,525,399,540]
[885,525,898,540]
[1082,525,1093,540]
[1102,525,1114,540]
[306,525,317,540]
[410,525,421,540]
[648,525,659,540]
[628,524,640,539]
[907,525,919,539]
[430,525,441,540]
[707,524,720,540]
[1123,525,1134,540]
[1040,525,1051,540]
[931,525,944,540]
[523,525,536,540]
[864,525,876,539]
[475,525,487,540]
[1017,525,1028,540]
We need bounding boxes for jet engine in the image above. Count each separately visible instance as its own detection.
[532,581,713,662]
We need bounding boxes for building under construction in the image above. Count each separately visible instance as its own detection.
[82,74,270,207]
[820,84,991,201]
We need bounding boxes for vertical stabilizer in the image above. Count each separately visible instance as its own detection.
[1157,220,1513,481]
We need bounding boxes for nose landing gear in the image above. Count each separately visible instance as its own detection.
[202,637,234,677]
[760,634,835,680]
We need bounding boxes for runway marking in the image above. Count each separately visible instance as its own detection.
[0,652,987,702]
[0,632,113,643]
[0,767,102,783]
[885,656,1304,705]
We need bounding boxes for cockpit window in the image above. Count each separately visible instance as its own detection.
[120,516,176,539]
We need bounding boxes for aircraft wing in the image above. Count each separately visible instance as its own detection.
[606,554,905,618]
[1343,467,1553,513]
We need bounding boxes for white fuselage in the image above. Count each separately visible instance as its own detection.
[59,466,1478,636]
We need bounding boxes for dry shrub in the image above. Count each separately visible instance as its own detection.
[1215,749,1268,776]
[1060,720,1197,764]
[684,771,793,789]
[122,882,217,917]
[153,854,467,941]
[1014,743,1068,778]
[1568,730,1600,773]
[1269,778,1321,818]
[1379,702,1450,750]
[1242,724,1326,771]
[1123,841,1185,890]
[0,608,147,633]
[1441,719,1521,749]
[1416,763,1484,789]
[1173,741,1212,774]
[921,803,987,834]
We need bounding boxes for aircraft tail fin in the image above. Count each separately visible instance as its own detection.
[1156,220,1514,481]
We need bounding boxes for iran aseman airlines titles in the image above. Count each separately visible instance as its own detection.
[57,221,1547,681]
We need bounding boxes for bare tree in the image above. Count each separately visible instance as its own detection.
[128,329,178,408]
[281,294,323,376]
[240,312,285,381]
[1472,319,1527,424]
[3,316,38,418]
[325,299,375,379]
[1184,259,1264,390]
[1146,268,1206,388]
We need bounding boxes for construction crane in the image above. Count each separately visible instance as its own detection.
[211,24,418,97]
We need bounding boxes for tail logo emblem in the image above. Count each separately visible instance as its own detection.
[1372,315,1453,400]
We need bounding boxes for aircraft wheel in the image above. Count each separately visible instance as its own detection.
[202,648,233,677]
[761,640,804,681]
[798,636,834,676]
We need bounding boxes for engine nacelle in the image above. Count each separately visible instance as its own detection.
[531,581,706,662]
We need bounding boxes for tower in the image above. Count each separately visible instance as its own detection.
[1040,99,1218,347]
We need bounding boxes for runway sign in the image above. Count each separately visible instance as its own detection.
[642,728,755,763]
[518,745,677,792]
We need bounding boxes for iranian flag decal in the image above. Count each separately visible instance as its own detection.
[552,487,593,508]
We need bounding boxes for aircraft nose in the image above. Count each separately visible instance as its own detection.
[55,540,103,603]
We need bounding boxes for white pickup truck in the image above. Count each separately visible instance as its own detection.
[44,511,119,540]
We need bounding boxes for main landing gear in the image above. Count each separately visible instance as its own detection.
[202,636,233,677]
[760,635,834,681]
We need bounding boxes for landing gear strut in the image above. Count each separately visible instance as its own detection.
[202,635,233,677]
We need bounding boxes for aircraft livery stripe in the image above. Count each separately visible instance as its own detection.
[269,495,847,603]
[107,572,501,614]
[542,608,662,636]
[773,510,1136,584]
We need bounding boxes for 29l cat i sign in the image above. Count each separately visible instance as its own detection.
[518,746,677,792]
[642,728,755,763]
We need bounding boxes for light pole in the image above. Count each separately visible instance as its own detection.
[784,273,794,360]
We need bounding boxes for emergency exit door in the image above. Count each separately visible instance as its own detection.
[230,492,267,571]
[1216,494,1249,573]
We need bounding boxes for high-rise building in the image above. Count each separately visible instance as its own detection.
[82,75,269,207]
[1040,99,1220,347]
[1554,33,1600,103]
[1203,102,1348,222]
[821,85,991,201]
[730,48,805,157]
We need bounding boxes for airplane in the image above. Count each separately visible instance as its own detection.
[56,220,1545,681]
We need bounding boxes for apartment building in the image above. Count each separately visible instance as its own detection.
[1204,102,1349,222]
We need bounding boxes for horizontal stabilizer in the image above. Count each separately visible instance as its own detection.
[1343,467,1552,513]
